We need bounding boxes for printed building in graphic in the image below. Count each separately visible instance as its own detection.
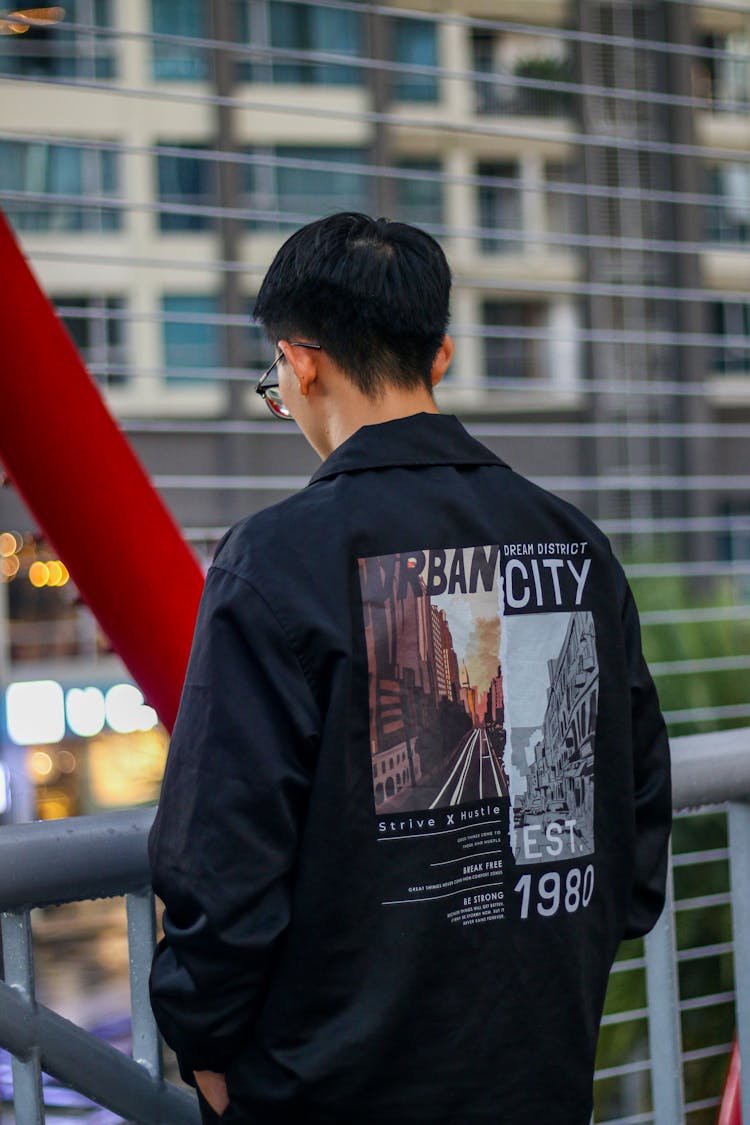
[360,549,505,813]
[361,555,466,808]
[360,555,429,805]
[524,613,598,843]
[459,684,477,724]
[488,667,504,725]
[431,605,460,703]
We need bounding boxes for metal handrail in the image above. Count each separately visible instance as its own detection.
[0,805,199,1125]
[0,805,154,911]
[0,980,198,1123]
[0,729,748,1124]
[0,726,745,910]
[670,727,750,808]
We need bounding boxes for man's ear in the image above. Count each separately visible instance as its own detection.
[278,340,320,397]
[430,334,454,387]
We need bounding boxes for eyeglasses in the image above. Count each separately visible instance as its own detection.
[254,342,322,419]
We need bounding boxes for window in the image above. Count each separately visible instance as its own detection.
[162,296,220,383]
[244,146,373,231]
[394,160,443,227]
[695,32,750,114]
[0,141,121,233]
[545,163,581,237]
[478,163,522,253]
[392,18,438,102]
[472,31,496,110]
[718,504,750,599]
[0,0,115,79]
[157,144,215,231]
[152,0,209,80]
[719,505,750,569]
[235,0,363,85]
[471,30,572,117]
[56,297,129,388]
[712,302,750,374]
[706,165,750,245]
[482,300,545,381]
[162,297,267,384]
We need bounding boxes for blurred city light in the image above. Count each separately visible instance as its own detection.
[6,679,65,745]
[0,7,65,35]
[57,748,76,773]
[104,683,158,735]
[0,530,19,556]
[29,560,49,587]
[0,763,10,815]
[29,749,54,778]
[6,678,158,744]
[65,686,106,738]
[26,557,70,587]
[0,555,19,578]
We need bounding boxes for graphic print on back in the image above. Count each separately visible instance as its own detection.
[359,544,598,922]
[502,611,597,863]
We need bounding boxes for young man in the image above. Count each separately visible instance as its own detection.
[149,213,671,1125]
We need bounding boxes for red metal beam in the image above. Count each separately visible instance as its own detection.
[717,1041,741,1125]
[0,212,204,731]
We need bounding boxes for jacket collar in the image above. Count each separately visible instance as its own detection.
[308,413,508,486]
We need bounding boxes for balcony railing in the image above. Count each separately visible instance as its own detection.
[474,77,574,118]
[0,727,748,1124]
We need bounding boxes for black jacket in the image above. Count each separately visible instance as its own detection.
[149,412,671,1125]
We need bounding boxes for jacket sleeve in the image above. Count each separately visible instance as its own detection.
[148,563,319,1078]
[614,560,672,939]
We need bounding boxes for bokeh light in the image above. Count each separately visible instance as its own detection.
[0,556,20,579]
[29,750,54,779]
[66,686,106,738]
[46,560,63,586]
[105,684,158,734]
[0,531,19,557]
[0,7,66,35]
[29,561,50,587]
[6,680,66,745]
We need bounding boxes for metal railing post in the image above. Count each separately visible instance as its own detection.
[126,887,163,1079]
[728,800,750,1125]
[644,855,685,1125]
[1,909,44,1125]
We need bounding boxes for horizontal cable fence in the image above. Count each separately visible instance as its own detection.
[4,131,750,221]
[5,73,750,161]
[2,7,750,65]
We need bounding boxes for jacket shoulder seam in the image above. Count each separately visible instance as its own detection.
[209,563,319,704]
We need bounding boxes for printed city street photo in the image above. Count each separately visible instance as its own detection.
[359,547,508,817]
[359,546,599,862]
[503,612,598,865]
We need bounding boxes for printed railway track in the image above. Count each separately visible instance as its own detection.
[429,727,507,809]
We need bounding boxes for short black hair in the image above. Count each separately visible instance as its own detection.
[253,212,451,396]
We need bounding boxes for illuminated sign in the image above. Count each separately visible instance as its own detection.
[66,687,106,737]
[6,681,66,745]
[4,680,158,745]
[0,763,10,815]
